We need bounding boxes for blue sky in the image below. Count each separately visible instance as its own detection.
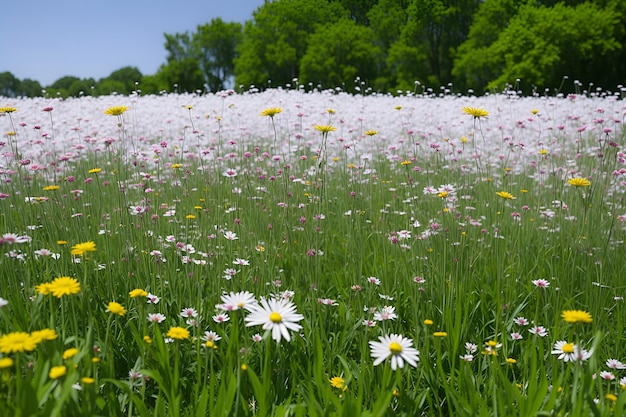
[0,0,265,86]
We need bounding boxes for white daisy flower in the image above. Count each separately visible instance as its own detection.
[244,297,303,343]
[218,291,258,311]
[369,334,420,370]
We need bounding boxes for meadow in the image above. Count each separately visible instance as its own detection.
[0,86,625,416]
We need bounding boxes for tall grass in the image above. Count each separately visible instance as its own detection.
[0,88,625,416]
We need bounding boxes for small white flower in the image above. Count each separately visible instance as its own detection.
[201,331,221,342]
[180,307,198,318]
[147,293,160,304]
[218,291,258,311]
[369,334,420,370]
[147,313,166,323]
[212,313,230,323]
[244,297,304,343]
[373,306,397,321]
[606,359,626,370]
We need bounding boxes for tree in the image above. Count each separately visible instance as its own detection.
[106,66,143,94]
[329,0,378,25]
[454,1,623,92]
[194,19,242,92]
[299,19,383,90]
[0,72,22,97]
[157,32,205,93]
[452,0,524,91]
[386,0,481,89]
[19,79,43,97]
[235,0,347,89]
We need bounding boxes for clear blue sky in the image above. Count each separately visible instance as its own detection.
[0,0,266,86]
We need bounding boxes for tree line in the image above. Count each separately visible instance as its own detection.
[2,0,625,98]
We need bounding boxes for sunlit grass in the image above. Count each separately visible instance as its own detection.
[0,89,625,415]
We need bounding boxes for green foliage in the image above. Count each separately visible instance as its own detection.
[299,19,383,91]
[158,33,205,93]
[452,0,521,91]
[106,67,143,95]
[386,0,481,89]
[234,0,346,89]
[194,19,242,92]
[0,72,43,98]
[156,19,242,93]
[4,0,626,97]
[487,2,622,90]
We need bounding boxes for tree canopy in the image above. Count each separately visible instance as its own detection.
[2,0,624,97]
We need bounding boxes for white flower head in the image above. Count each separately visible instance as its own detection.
[218,291,258,311]
[369,333,420,370]
[244,297,304,343]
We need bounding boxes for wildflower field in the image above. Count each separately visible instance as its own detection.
[1,87,625,416]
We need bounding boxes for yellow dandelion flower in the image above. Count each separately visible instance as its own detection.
[314,125,336,133]
[30,329,58,343]
[365,130,378,136]
[0,332,38,354]
[539,149,548,155]
[186,214,196,219]
[43,185,60,191]
[57,240,68,245]
[394,105,402,110]
[5,131,16,136]
[433,332,448,337]
[0,107,17,113]
[0,357,14,369]
[567,177,591,187]
[531,109,539,115]
[400,160,412,165]
[70,241,96,256]
[62,348,79,360]
[260,107,282,117]
[143,335,152,344]
[106,301,126,316]
[48,276,81,298]
[167,326,190,340]
[171,163,182,170]
[423,319,434,326]
[496,191,516,200]
[326,108,335,114]
[329,376,347,391]
[80,377,95,384]
[561,310,592,324]
[49,365,67,379]
[35,283,52,295]
[506,358,517,364]
[605,393,617,402]
[129,289,148,298]
[88,168,101,174]
[462,106,489,119]
[104,106,128,116]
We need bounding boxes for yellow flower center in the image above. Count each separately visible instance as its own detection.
[389,341,403,354]
[269,312,282,323]
[562,343,575,353]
